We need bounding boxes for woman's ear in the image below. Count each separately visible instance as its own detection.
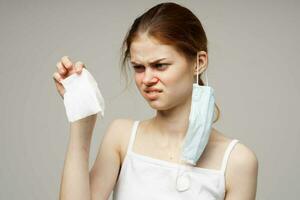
[194,51,208,76]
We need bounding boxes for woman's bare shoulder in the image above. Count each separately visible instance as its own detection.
[107,118,135,141]
[108,118,135,132]
[212,128,259,196]
[211,128,258,165]
[106,118,136,161]
[212,128,258,163]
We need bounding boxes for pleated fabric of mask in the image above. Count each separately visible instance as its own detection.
[180,68,215,166]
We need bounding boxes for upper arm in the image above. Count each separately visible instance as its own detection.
[225,143,259,200]
[89,118,129,200]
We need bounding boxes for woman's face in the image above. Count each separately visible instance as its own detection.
[130,33,195,110]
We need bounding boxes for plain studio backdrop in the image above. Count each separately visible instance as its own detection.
[0,0,299,199]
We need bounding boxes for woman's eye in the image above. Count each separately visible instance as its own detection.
[133,65,143,69]
[155,63,168,68]
[132,65,144,72]
[131,63,168,72]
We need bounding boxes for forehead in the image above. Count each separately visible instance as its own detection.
[130,34,180,63]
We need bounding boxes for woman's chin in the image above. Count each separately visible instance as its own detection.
[147,100,161,108]
[147,101,170,111]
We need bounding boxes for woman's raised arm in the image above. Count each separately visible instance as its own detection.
[53,56,121,200]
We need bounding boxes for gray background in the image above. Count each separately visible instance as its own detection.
[0,0,299,199]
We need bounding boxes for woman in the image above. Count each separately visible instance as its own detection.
[53,2,258,200]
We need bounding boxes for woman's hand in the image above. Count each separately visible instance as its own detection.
[52,56,86,99]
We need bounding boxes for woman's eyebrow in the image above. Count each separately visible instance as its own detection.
[130,58,167,65]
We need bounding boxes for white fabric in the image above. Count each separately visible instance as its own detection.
[60,68,105,122]
[113,120,239,200]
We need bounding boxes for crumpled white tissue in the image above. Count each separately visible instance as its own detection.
[60,68,105,122]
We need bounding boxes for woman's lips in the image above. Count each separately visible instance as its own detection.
[144,90,162,100]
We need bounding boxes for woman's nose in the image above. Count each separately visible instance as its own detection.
[142,68,159,85]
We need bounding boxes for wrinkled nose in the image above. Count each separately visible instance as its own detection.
[142,68,159,86]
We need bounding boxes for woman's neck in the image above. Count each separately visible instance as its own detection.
[149,94,192,141]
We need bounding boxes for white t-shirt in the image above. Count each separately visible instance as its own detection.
[113,120,239,200]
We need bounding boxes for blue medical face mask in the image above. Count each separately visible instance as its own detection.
[180,66,215,166]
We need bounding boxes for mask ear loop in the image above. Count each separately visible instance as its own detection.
[205,67,209,86]
[200,63,209,87]
[196,54,199,85]
[196,64,199,85]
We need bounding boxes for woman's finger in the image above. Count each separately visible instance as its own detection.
[52,71,63,83]
[61,55,73,70]
[56,62,68,76]
[52,72,65,98]
[75,61,86,74]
